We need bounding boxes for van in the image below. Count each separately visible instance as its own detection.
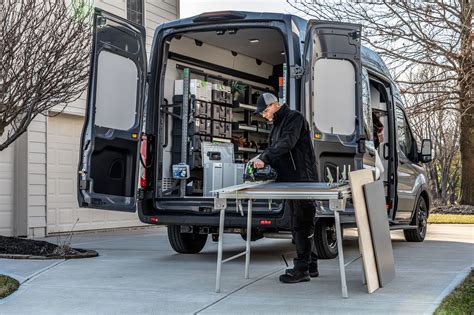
[78,9,433,258]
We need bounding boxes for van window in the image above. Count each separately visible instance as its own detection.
[362,69,372,140]
[95,50,138,130]
[313,59,355,135]
[395,105,415,161]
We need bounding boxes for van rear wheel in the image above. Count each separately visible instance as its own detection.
[314,219,340,259]
[167,225,208,254]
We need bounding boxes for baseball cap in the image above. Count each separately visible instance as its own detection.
[254,93,278,115]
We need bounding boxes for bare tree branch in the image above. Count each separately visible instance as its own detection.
[0,0,93,150]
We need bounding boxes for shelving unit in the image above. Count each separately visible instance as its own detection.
[169,65,275,167]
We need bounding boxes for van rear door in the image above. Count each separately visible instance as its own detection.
[303,21,363,141]
[302,22,363,179]
[77,9,147,211]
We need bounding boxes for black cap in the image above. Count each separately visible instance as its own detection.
[254,93,278,115]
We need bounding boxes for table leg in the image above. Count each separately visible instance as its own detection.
[361,253,367,285]
[334,211,348,298]
[245,199,252,279]
[215,207,226,293]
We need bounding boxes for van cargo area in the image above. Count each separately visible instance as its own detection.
[152,27,288,214]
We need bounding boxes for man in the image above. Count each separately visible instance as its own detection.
[253,93,319,283]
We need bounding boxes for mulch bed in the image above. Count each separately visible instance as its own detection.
[431,205,474,215]
[0,236,98,259]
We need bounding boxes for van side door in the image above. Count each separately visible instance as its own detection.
[77,9,147,211]
[394,105,420,221]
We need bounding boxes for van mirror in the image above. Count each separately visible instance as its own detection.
[420,139,432,163]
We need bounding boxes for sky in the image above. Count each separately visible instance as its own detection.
[179,0,305,18]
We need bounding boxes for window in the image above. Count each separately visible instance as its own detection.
[95,50,138,130]
[361,69,373,140]
[395,105,415,161]
[127,0,143,26]
[313,59,355,135]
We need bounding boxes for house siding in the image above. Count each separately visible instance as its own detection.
[2,0,178,237]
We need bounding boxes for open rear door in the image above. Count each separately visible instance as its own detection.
[303,21,363,180]
[78,9,147,211]
[304,21,362,140]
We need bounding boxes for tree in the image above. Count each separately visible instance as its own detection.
[0,0,92,151]
[288,0,473,204]
[404,66,461,204]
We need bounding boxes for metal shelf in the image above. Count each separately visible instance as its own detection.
[212,137,232,143]
[232,102,257,112]
[237,146,258,153]
[233,124,258,132]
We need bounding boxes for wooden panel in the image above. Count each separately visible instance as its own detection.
[348,169,379,293]
[364,180,395,287]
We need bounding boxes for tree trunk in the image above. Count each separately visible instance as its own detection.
[459,0,473,205]
[459,101,474,205]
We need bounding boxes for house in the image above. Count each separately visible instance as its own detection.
[0,0,180,237]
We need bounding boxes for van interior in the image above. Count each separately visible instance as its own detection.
[156,27,286,208]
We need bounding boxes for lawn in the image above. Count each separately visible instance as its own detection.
[0,275,19,299]
[428,214,474,224]
[434,270,474,315]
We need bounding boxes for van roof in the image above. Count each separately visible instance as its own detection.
[161,11,394,82]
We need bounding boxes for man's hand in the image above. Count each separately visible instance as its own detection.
[253,159,265,169]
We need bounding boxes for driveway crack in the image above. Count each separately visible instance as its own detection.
[20,259,68,285]
[193,266,285,315]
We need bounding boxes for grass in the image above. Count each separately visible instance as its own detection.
[428,214,474,224]
[0,275,19,299]
[434,270,474,315]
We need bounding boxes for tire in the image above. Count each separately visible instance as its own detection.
[404,197,428,242]
[314,219,341,259]
[167,225,208,254]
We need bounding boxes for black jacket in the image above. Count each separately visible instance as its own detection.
[260,104,318,182]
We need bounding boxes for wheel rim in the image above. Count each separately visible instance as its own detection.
[326,224,337,249]
[417,204,427,237]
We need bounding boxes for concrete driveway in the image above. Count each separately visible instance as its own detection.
[1,224,472,315]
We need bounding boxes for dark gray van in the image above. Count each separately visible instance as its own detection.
[78,9,433,258]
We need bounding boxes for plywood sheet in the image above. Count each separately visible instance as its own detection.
[348,169,379,293]
[364,180,396,287]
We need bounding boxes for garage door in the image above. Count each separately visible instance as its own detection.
[47,114,144,233]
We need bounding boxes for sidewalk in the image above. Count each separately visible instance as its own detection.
[0,224,472,314]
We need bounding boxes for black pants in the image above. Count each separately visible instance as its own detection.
[286,199,318,271]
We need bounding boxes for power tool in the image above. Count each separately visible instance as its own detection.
[243,155,277,182]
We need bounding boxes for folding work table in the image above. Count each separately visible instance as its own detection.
[213,181,354,297]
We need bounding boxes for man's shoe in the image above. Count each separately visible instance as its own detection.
[285,266,319,278]
[279,269,310,283]
[309,263,319,278]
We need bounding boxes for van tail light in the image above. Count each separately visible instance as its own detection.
[260,220,272,225]
[139,134,148,188]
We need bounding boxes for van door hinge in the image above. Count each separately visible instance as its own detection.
[290,65,305,79]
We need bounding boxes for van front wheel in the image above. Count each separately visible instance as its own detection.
[167,225,208,254]
[404,197,428,242]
